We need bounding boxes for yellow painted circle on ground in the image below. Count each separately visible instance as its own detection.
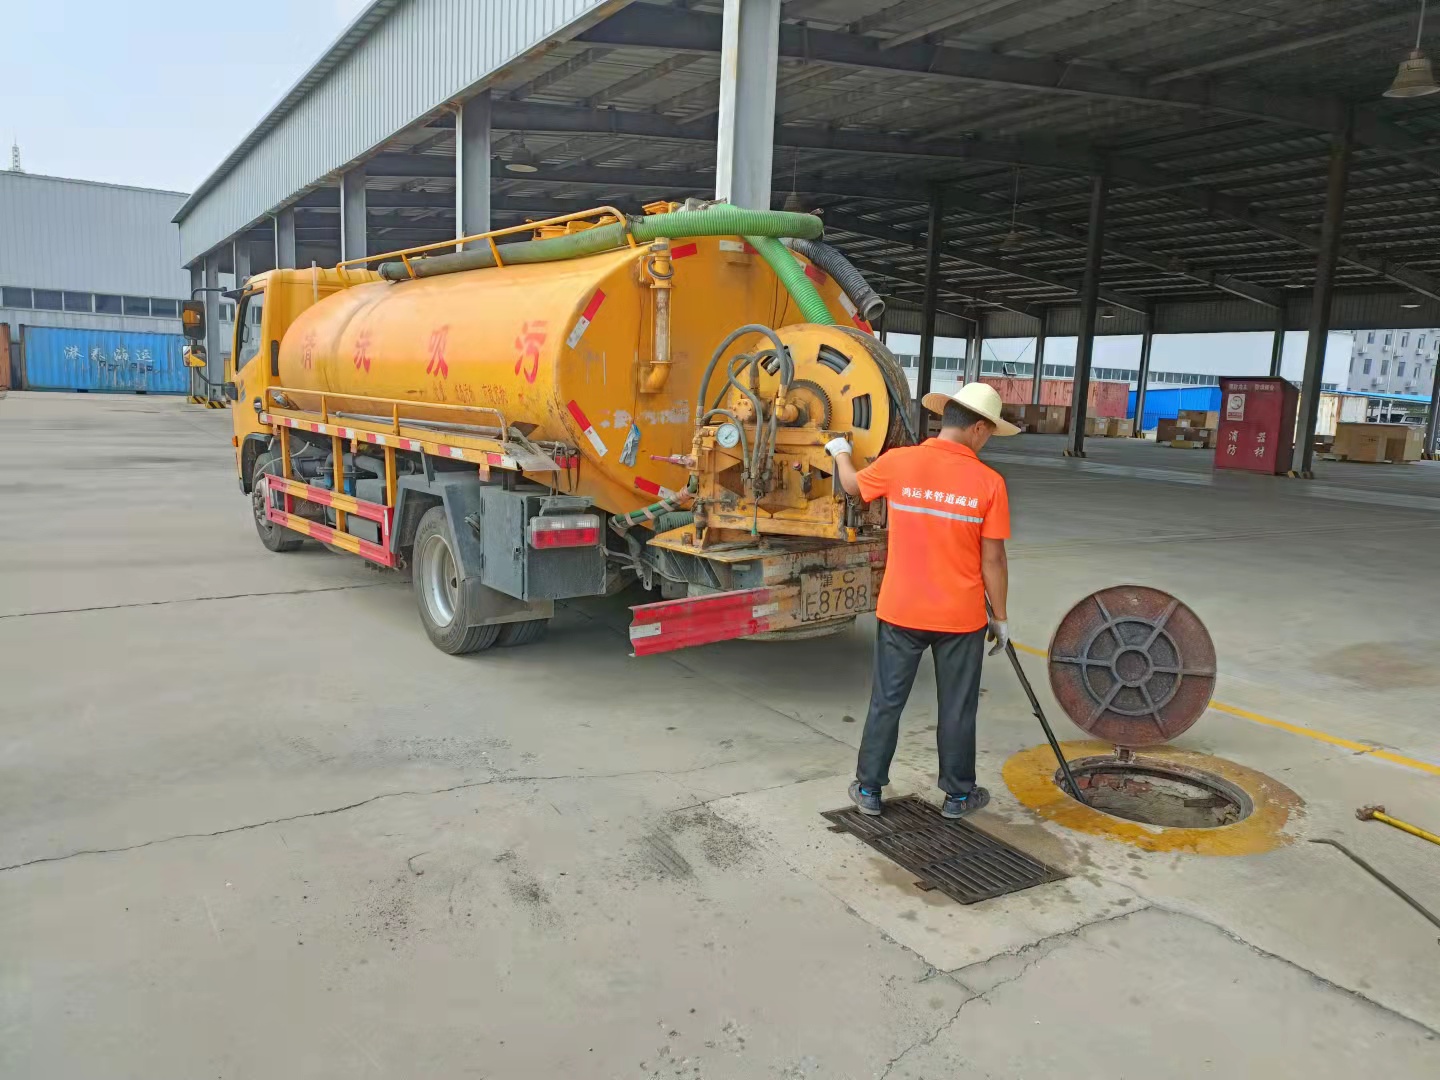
[1002,740,1304,856]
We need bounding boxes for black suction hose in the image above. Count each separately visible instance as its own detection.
[782,238,885,324]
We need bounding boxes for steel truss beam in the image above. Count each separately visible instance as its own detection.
[577,5,1435,163]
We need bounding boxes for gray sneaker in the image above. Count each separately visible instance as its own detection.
[941,787,990,819]
[849,780,882,816]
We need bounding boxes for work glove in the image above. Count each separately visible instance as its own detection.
[824,436,853,458]
[987,617,1011,657]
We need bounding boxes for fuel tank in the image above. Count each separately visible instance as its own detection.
[276,235,908,515]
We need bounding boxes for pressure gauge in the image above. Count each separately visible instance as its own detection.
[715,422,742,449]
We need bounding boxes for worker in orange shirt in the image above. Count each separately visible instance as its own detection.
[826,382,1018,819]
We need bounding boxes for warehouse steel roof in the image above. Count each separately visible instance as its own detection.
[188,0,1440,335]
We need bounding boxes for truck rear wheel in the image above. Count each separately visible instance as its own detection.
[496,618,550,647]
[412,506,500,655]
[251,452,304,553]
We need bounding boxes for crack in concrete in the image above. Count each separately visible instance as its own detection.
[0,581,400,620]
[876,907,1153,1078]
[0,759,740,875]
[1146,901,1440,1040]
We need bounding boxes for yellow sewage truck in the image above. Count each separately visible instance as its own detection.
[199,202,914,655]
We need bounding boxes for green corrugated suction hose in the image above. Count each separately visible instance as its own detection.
[745,235,835,326]
[378,208,823,280]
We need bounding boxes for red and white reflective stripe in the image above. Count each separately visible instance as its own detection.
[671,242,698,260]
[566,289,607,348]
[718,239,747,253]
[628,587,783,656]
[854,316,873,333]
[836,291,857,317]
[446,446,465,459]
[634,476,679,500]
[804,263,827,285]
[566,399,608,457]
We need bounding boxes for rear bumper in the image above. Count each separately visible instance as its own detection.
[628,539,885,656]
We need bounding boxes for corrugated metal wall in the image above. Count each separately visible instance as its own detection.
[1126,386,1223,431]
[0,308,181,337]
[177,0,612,265]
[0,172,190,297]
[22,327,188,393]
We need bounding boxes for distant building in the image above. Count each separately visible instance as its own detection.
[0,171,190,335]
[0,171,193,391]
[1347,328,1439,396]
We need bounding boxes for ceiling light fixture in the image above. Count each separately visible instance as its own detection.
[505,140,539,173]
[1099,306,1118,319]
[1401,295,1423,308]
[1385,0,1440,97]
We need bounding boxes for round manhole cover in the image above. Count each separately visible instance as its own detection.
[1047,585,1216,747]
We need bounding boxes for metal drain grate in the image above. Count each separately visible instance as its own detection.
[822,795,1067,904]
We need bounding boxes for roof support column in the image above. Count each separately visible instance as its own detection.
[188,265,203,400]
[714,0,780,209]
[1066,173,1109,458]
[916,187,944,430]
[1268,308,1286,377]
[1425,353,1440,460]
[203,255,223,399]
[967,323,984,383]
[1290,121,1352,478]
[456,93,492,241]
[273,208,297,270]
[233,240,251,290]
[1030,317,1046,405]
[340,168,367,262]
[1133,314,1154,437]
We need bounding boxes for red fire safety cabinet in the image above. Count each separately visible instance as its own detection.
[1215,377,1300,474]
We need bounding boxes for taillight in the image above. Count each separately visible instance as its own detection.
[528,513,601,549]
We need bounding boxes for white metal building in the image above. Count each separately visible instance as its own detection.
[0,170,191,338]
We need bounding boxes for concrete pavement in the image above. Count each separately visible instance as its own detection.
[1,394,1437,1078]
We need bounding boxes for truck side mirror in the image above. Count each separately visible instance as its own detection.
[181,300,207,341]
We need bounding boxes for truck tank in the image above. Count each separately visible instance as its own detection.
[275,230,911,518]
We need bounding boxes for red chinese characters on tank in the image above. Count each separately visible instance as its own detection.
[353,330,373,373]
[427,326,450,379]
[514,320,547,384]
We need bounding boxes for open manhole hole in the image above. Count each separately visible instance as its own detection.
[1056,755,1254,829]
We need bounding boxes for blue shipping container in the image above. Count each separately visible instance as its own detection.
[23,327,187,393]
[1126,386,1222,432]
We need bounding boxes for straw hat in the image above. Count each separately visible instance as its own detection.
[921,383,1020,436]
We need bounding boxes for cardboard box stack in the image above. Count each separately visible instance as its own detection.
[1331,423,1423,463]
[1156,415,1217,448]
[1106,418,1134,438]
[1029,405,1071,434]
[1083,415,1109,436]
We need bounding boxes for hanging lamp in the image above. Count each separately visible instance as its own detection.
[1385,0,1440,97]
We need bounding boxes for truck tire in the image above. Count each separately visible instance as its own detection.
[496,618,550,647]
[412,505,500,655]
[251,452,304,553]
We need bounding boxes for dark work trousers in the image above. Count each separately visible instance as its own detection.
[856,620,986,796]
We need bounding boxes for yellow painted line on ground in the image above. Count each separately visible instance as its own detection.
[1011,641,1440,777]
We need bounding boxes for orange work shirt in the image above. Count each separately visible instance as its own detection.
[856,439,1010,633]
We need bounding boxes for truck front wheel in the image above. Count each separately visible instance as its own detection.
[412,506,500,655]
[251,452,304,553]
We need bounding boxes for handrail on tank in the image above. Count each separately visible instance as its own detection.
[332,206,635,276]
[267,385,509,438]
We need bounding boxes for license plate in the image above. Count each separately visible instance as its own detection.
[799,567,874,623]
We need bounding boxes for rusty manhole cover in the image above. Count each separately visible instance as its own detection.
[1048,585,1216,748]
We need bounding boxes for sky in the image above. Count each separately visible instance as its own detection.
[0,0,370,192]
